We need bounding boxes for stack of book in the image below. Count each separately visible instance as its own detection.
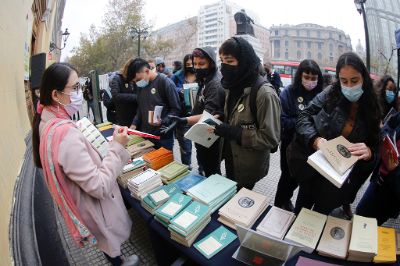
[284,208,327,253]
[256,206,296,239]
[126,135,145,147]
[143,147,174,170]
[183,83,199,108]
[117,158,147,188]
[127,140,155,159]
[187,174,237,214]
[141,184,182,214]
[154,193,192,227]
[373,227,397,264]
[307,136,358,188]
[348,215,378,262]
[127,169,163,200]
[316,216,352,260]
[218,188,269,230]
[168,201,211,247]
[173,173,206,194]
[158,161,190,184]
[194,225,237,259]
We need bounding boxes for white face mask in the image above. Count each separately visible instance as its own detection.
[59,90,83,116]
[302,78,318,91]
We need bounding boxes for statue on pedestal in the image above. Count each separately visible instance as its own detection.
[234,9,255,37]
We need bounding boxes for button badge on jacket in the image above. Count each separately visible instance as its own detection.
[238,104,244,112]
[151,88,156,94]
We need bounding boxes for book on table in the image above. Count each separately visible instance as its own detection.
[127,169,163,200]
[218,188,269,230]
[316,216,352,260]
[148,183,182,206]
[154,193,192,226]
[295,256,341,266]
[126,135,145,147]
[173,173,206,193]
[142,147,174,170]
[194,225,237,259]
[256,206,296,240]
[157,161,189,183]
[184,110,222,148]
[396,231,400,255]
[126,140,154,158]
[347,214,378,262]
[284,208,327,254]
[373,226,397,264]
[163,170,190,185]
[118,164,148,189]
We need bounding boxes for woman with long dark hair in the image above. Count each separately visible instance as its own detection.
[289,52,380,214]
[274,59,323,211]
[32,63,138,266]
[377,75,398,119]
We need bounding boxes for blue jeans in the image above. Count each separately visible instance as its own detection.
[150,136,174,151]
[175,125,192,166]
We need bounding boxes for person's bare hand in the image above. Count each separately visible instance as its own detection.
[313,137,327,150]
[113,126,129,147]
[348,143,371,161]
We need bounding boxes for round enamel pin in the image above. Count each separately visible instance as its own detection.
[298,104,305,110]
[297,96,304,103]
[238,104,244,112]
[151,88,156,94]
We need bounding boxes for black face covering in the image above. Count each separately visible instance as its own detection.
[194,68,210,80]
[220,63,239,83]
[186,67,196,74]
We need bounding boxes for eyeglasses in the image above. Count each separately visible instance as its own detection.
[65,82,82,92]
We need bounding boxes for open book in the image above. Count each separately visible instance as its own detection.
[184,110,221,148]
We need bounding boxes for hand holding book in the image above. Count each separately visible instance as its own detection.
[347,143,371,161]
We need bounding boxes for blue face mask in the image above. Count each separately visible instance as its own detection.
[385,90,395,104]
[136,79,149,88]
[341,83,364,102]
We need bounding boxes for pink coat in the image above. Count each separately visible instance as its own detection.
[39,108,132,257]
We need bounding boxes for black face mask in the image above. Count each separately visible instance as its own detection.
[186,67,196,74]
[194,68,210,79]
[221,63,239,83]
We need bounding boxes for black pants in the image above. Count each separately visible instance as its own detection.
[195,140,221,177]
[275,144,298,207]
[104,253,122,266]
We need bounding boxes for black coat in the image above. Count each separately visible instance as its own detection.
[110,73,138,126]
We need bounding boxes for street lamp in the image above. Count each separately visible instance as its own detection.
[354,0,370,72]
[130,27,150,57]
[49,28,70,52]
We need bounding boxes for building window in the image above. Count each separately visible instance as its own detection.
[285,29,288,35]
[274,49,280,58]
[339,34,342,41]
[318,43,323,49]
[329,32,332,39]
[307,51,312,59]
[307,30,310,37]
[296,29,300,36]
[297,50,301,60]
[329,43,333,51]
[318,52,322,60]
[307,41,311,49]
[274,40,281,48]
[285,40,289,47]
[297,41,301,48]
[275,30,279,36]
[317,30,321,38]
[285,51,289,59]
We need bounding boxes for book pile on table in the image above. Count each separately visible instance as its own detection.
[187,174,236,214]
[173,173,206,194]
[127,169,163,200]
[256,206,296,239]
[154,193,192,227]
[127,140,155,159]
[218,188,269,230]
[348,215,378,262]
[168,201,211,247]
[117,158,147,188]
[158,161,190,184]
[143,147,174,170]
[126,135,144,147]
[141,184,182,214]
[373,226,397,264]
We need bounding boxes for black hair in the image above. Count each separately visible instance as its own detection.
[127,58,150,81]
[218,38,241,60]
[183,54,193,73]
[379,75,397,117]
[328,52,380,147]
[32,62,78,168]
[293,59,323,93]
[192,48,216,72]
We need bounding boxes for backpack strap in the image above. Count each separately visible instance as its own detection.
[250,75,267,128]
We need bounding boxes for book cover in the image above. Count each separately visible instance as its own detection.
[348,215,378,256]
[76,117,110,158]
[319,136,358,175]
[218,188,269,229]
[149,184,181,206]
[170,201,209,233]
[118,166,147,189]
[127,140,155,157]
[284,208,327,253]
[184,110,222,148]
[256,206,296,240]
[295,256,341,266]
[158,161,189,181]
[316,216,351,259]
[183,83,198,108]
[173,173,206,193]
[373,227,396,263]
[155,193,192,220]
[194,225,237,259]
[127,135,145,147]
[397,232,400,255]
[122,158,146,173]
[307,150,352,188]
[128,169,161,187]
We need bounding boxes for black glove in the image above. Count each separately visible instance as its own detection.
[214,123,242,143]
[168,115,188,125]
[158,121,178,136]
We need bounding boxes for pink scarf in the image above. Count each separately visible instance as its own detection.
[39,106,97,247]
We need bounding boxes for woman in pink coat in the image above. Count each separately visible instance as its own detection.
[32,63,139,266]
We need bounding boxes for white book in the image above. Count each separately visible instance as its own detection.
[184,110,222,148]
[256,206,296,240]
[153,105,163,124]
[76,117,109,158]
[307,150,352,188]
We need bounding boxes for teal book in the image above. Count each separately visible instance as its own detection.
[155,193,192,220]
[187,174,237,205]
[194,225,237,259]
[174,173,206,193]
[169,201,210,234]
[209,188,237,214]
[149,184,182,206]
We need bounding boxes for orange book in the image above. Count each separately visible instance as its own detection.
[143,148,174,170]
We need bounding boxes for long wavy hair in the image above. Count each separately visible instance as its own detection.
[327,52,380,147]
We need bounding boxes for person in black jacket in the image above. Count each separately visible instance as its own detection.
[169,47,225,176]
[110,58,138,126]
[274,59,323,211]
[130,58,181,150]
[289,52,381,215]
[376,75,398,119]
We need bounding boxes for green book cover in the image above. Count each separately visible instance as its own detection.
[149,184,182,206]
[127,135,145,146]
[158,161,189,181]
[155,193,192,220]
[187,174,237,205]
[169,201,210,233]
[194,225,237,259]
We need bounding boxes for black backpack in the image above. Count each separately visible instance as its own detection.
[249,76,279,153]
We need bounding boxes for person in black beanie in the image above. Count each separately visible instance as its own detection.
[212,37,281,189]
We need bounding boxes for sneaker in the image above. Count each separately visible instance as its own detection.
[121,255,140,266]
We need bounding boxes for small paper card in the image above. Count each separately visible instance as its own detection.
[173,211,198,229]
[161,202,182,217]
[150,189,169,204]
[194,225,237,259]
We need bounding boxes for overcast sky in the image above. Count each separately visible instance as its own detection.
[61,0,365,61]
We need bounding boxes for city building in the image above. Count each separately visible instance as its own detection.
[269,23,352,68]
[365,0,400,75]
